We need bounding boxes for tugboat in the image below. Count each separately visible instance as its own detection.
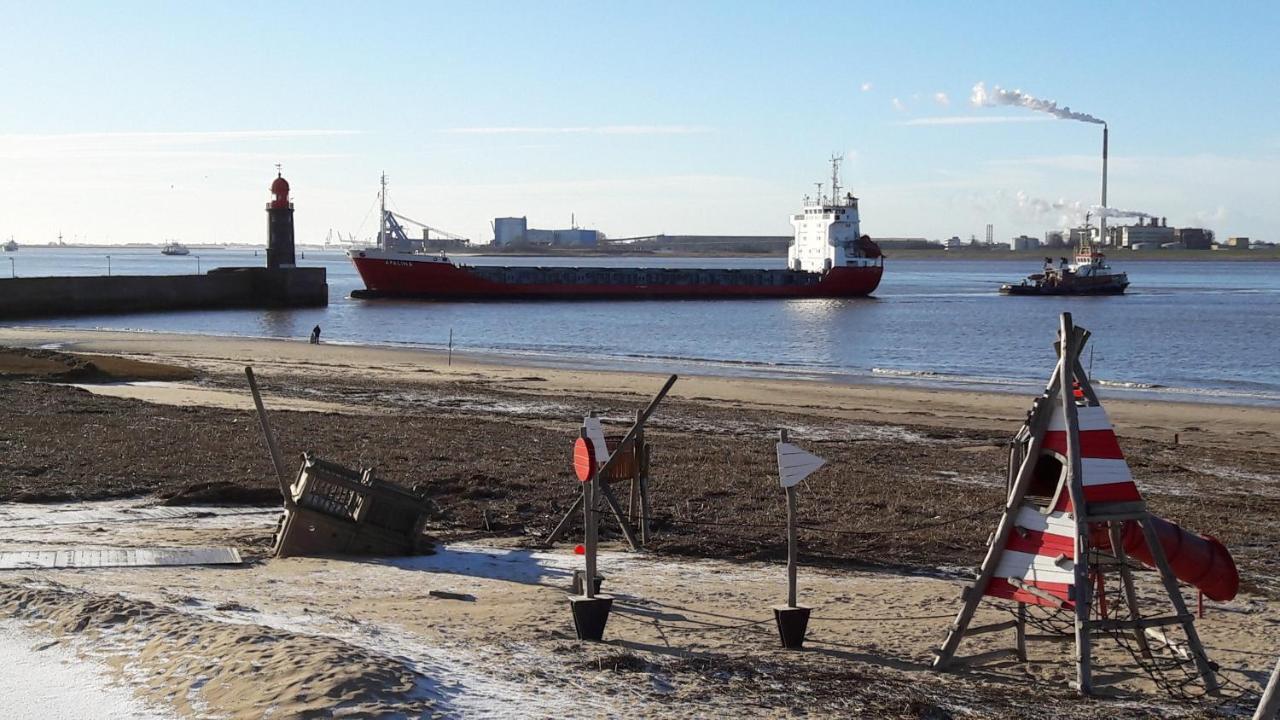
[2,237,16,252]
[161,240,190,256]
[1000,243,1129,296]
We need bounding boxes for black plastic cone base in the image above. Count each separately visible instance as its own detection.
[773,605,811,649]
[569,595,614,641]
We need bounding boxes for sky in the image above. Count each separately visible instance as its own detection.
[2,1,1278,246]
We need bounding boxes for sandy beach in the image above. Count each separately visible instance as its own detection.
[1,327,1277,718]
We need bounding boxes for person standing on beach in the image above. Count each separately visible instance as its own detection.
[310,325,321,344]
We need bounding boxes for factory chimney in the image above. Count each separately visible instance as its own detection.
[1099,125,1108,248]
[266,168,296,269]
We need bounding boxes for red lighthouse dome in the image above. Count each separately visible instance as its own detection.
[270,173,291,209]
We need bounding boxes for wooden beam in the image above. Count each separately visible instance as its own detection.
[639,443,652,545]
[781,428,799,608]
[245,366,294,508]
[1016,603,1028,661]
[1138,517,1220,694]
[584,464,598,599]
[544,490,584,546]
[598,481,641,551]
[593,374,677,482]
[967,620,1018,635]
[1058,313,1095,697]
[1254,656,1280,720]
[1093,614,1194,631]
[1108,523,1153,658]
[932,387,1057,670]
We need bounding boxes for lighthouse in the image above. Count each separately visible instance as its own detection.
[266,170,296,268]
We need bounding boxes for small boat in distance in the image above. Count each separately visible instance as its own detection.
[2,237,17,252]
[1000,245,1129,296]
[161,241,190,256]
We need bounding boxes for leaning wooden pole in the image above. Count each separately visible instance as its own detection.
[245,366,294,508]
[1059,313,1093,697]
[1255,656,1280,720]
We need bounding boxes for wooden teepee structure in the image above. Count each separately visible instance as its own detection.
[931,312,1225,697]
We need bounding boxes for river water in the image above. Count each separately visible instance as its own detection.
[3,247,1277,405]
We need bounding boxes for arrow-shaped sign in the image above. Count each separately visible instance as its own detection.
[776,442,826,488]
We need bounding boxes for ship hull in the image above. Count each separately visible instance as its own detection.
[349,255,882,300]
[1000,281,1128,296]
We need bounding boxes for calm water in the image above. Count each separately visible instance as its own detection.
[3,247,1278,405]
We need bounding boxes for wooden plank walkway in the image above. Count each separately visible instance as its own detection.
[0,546,242,570]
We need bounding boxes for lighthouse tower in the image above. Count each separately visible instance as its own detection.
[266,170,296,269]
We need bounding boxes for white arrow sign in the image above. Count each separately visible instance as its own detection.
[582,417,611,463]
[776,442,826,488]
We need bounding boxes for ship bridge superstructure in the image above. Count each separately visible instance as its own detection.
[788,157,882,273]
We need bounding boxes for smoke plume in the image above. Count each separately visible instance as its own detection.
[1016,190,1085,216]
[1091,206,1156,220]
[971,82,1105,125]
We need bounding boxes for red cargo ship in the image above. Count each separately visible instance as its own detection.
[349,161,883,301]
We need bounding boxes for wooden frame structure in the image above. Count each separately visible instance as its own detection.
[931,313,1220,697]
[246,366,432,558]
[544,374,676,550]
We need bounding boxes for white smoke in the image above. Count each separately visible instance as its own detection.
[1091,206,1156,220]
[1016,190,1086,217]
[971,82,1105,125]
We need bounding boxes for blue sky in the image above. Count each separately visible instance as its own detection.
[2,1,1277,245]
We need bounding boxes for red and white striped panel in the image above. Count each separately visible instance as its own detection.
[1042,404,1143,507]
[986,505,1077,608]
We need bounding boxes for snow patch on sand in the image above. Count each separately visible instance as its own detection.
[0,620,173,720]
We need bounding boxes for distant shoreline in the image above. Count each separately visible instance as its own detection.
[11,244,1278,261]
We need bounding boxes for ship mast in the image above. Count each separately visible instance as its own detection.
[378,172,387,249]
[829,154,842,205]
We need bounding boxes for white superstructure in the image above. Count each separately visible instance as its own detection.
[787,157,879,273]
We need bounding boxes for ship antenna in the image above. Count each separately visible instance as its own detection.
[830,154,842,204]
[814,182,823,205]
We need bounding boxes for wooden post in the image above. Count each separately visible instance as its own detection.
[584,460,598,600]
[448,328,453,366]
[639,443,653,545]
[245,367,294,508]
[1255,656,1280,720]
[781,429,799,608]
[1060,312,1093,697]
[1015,603,1028,662]
[629,408,644,524]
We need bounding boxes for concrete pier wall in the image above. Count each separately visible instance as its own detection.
[0,267,327,319]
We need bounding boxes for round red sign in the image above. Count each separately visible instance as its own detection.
[573,437,597,483]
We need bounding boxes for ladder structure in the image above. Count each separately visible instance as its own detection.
[932,313,1232,697]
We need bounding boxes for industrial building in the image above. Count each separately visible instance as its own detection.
[1010,234,1040,251]
[1033,220,1218,252]
[492,217,601,248]
[1106,217,1174,248]
[1043,230,1068,248]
